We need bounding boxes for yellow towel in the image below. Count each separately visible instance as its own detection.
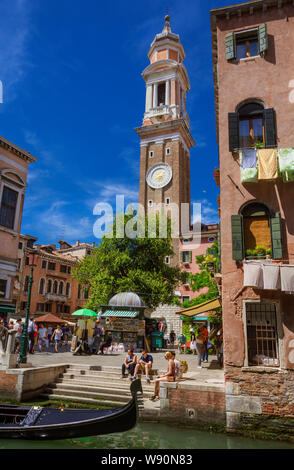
[258,148,278,180]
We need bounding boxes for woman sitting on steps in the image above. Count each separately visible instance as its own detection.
[150,351,176,401]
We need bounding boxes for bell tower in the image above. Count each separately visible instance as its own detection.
[135,15,195,260]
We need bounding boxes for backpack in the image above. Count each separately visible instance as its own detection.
[179,359,188,374]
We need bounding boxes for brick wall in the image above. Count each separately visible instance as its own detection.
[0,370,18,399]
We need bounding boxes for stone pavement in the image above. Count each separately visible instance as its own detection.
[27,348,224,386]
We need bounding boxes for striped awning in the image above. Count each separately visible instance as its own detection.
[176,298,221,318]
[101,310,139,318]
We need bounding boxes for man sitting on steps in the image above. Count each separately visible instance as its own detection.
[132,350,153,383]
[121,349,137,379]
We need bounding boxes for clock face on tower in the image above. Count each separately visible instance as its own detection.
[146,163,173,189]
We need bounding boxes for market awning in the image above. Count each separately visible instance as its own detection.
[0,305,16,313]
[101,310,139,318]
[176,297,221,318]
[181,316,208,321]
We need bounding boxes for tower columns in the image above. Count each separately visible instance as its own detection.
[153,83,158,108]
[145,84,153,112]
[165,80,170,106]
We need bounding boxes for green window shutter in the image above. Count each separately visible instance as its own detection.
[180,252,184,263]
[270,212,283,260]
[225,32,236,60]
[189,251,192,263]
[231,215,244,261]
[264,108,276,148]
[228,112,240,152]
[258,23,268,54]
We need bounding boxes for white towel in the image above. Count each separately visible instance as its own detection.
[280,266,294,293]
[244,262,263,288]
[262,264,281,290]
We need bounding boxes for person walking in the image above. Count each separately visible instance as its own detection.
[201,325,209,363]
[190,331,196,355]
[195,325,206,369]
[150,352,176,401]
[121,349,137,378]
[14,319,23,353]
[169,330,175,346]
[99,332,112,355]
[177,333,187,354]
[28,318,37,354]
[37,323,48,353]
[51,325,63,352]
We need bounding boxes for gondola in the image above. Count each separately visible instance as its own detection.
[0,379,143,440]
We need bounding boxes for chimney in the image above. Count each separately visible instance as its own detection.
[76,240,80,246]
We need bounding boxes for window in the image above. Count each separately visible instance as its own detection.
[158,83,166,106]
[59,282,64,295]
[182,295,190,303]
[84,288,89,300]
[39,278,45,295]
[17,258,21,269]
[149,151,154,158]
[180,251,192,264]
[66,282,70,297]
[47,279,52,293]
[18,242,23,249]
[78,285,82,299]
[57,304,63,314]
[24,276,29,293]
[166,148,171,156]
[37,303,45,312]
[60,265,67,273]
[245,302,279,367]
[231,204,283,261]
[0,279,7,298]
[25,257,30,266]
[48,262,56,271]
[182,239,192,244]
[0,186,18,229]
[165,197,170,205]
[67,266,71,274]
[42,260,47,269]
[228,103,276,151]
[64,305,70,314]
[53,281,58,294]
[226,24,268,61]
[236,29,259,60]
[21,301,26,311]
[165,256,170,264]
[45,303,52,313]
[148,200,153,208]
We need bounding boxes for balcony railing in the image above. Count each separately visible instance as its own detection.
[45,293,67,302]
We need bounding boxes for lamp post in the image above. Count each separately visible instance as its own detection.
[18,252,38,364]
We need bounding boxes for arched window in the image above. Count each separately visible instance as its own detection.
[47,279,52,293]
[238,103,264,148]
[53,280,58,294]
[84,288,89,300]
[228,101,276,151]
[66,282,70,297]
[59,281,64,295]
[39,278,45,295]
[231,202,283,261]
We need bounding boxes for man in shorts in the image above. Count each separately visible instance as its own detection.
[37,323,48,353]
[51,325,63,352]
[132,350,153,383]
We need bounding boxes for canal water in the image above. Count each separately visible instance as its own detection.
[0,422,294,449]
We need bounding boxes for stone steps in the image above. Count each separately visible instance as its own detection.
[40,393,128,408]
[56,377,154,392]
[49,382,154,398]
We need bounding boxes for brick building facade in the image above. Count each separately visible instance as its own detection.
[211,0,294,431]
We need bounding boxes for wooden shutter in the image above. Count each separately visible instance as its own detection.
[180,251,184,263]
[258,23,268,54]
[270,212,283,260]
[225,32,236,60]
[228,112,240,151]
[264,108,276,148]
[231,215,244,261]
[188,251,192,263]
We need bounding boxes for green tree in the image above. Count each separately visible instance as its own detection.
[73,213,186,310]
[183,241,222,325]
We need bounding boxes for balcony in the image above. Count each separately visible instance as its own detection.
[45,293,67,302]
[243,259,294,292]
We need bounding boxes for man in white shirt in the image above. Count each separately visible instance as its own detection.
[37,323,48,353]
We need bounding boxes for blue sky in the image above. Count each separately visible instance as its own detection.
[0,0,237,246]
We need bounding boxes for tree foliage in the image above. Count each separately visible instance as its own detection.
[73,213,186,310]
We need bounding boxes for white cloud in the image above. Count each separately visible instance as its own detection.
[192,198,219,225]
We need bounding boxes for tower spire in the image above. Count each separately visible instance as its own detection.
[162,13,171,33]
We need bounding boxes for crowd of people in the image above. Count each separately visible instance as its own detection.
[177,324,223,368]
[0,317,71,354]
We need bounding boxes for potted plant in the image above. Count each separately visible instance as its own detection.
[213,167,220,186]
[204,254,216,271]
[246,249,255,260]
[256,245,266,259]
[254,142,265,149]
[266,248,272,259]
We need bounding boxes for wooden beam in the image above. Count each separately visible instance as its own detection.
[250,6,254,15]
